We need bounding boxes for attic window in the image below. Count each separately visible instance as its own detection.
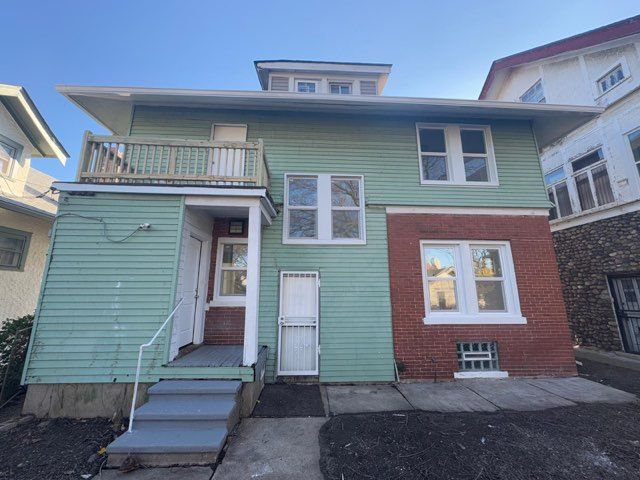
[360,80,377,95]
[296,81,317,93]
[329,82,352,95]
[598,64,625,94]
[520,80,545,104]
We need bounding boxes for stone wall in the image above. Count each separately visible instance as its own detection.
[552,210,640,351]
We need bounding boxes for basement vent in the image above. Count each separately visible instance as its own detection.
[360,80,377,95]
[457,342,499,371]
[270,76,290,92]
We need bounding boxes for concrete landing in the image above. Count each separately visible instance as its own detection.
[326,385,412,414]
[99,467,213,479]
[398,381,497,412]
[526,377,637,404]
[212,417,326,480]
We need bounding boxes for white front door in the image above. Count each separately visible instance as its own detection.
[277,272,319,375]
[210,124,247,179]
[177,235,203,348]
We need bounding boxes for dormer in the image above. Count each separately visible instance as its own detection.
[254,60,392,95]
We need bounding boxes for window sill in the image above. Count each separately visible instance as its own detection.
[208,298,246,308]
[283,238,366,246]
[420,180,499,188]
[454,370,509,379]
[423,314,527,325]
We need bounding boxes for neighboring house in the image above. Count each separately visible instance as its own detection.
[0,84,68,323]
[480,15,640,355]
[19,60,599,463]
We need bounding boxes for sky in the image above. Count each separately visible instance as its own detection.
[4,0,640,181]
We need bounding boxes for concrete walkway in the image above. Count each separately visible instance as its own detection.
[326,377,637,414]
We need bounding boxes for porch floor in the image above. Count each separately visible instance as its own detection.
[168,345,243,368]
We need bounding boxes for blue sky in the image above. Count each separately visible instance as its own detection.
[4,0,639,180]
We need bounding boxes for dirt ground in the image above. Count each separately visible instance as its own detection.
[319,403,640,480]
[253,384,325,417]
[0,415,115,480]
[577,358,640,396]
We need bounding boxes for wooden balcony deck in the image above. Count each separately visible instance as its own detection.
[76,131,270,188]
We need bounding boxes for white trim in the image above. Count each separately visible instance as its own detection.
[242,205,262,366]
[550,198,640,231]
[595,58,631,97]
[209,123,248,142]
[415,123,499,186]
[420,240,525,325]
[295,79,320,94]
[454,370,509,379]
[210,237,248,307]
[283,173,366,245]
[385,206,549,216]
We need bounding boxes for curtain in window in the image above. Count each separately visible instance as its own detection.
[555,182,573,217]
[575,173,595,211]
[591,164,614,206]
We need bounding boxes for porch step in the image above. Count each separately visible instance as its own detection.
[107,379,242,467]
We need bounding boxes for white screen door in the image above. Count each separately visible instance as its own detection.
[277,271,319,375]
[210,124,247,181]
[177,235,203,347]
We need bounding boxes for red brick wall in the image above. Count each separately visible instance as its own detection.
[388,213,577,380]
[204,218,246,345]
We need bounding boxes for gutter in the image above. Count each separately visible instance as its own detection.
[0,196,55,221]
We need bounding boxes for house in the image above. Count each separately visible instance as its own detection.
[480,15,640,355]
[20,60,599,464]
[0,84,68,323]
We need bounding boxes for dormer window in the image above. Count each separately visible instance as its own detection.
[598,64,625,94]
[296,80,318,93]
[329,82,352,95]
[0,137,22,178]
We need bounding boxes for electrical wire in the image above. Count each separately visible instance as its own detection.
[54,213,145,243]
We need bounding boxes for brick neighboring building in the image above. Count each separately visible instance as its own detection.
[388,213,577,380]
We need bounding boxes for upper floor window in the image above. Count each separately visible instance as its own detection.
[520,80,546,104]
[0,138,21,177]
[628,128,640,177]
[284,174,365,244]
[570,148,614,211]
[329,82,352,95]
[296,80,317,93]
[544,168,573,220]
[416,124,497,186]
[0,226,31,271]
[598,64,625,94]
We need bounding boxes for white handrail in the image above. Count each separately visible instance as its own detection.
[128,298,184,433]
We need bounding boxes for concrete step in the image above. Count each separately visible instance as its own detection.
[148,380,242,396]
[107,427,227,454]
[135,397,236,421]
[147,392,238,404]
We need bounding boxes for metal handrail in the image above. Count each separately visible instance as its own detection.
[128,298,184,433]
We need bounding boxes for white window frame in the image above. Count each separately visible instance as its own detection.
[329,81,352,95]
[544,166,574,220]
[596,61,628,95]
[212,237,248,307]
[520,79,546,104]
[416,123,498,187]
[569,147,615,213]
[295,79,319,93]
[627,127,640,178]
[283,173,366,245]
[0,135,23,179]
[420,240,525,325]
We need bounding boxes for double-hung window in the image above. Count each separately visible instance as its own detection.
[544,167,573,220]
[329,82,352,95]
[284,174,365,244]
[296,80,318,93]
[0,226,31,271]
[416,124,497,185]
[570,148,615,212]
[628,128,640,177]
[212,238,248,305]
[421,241,524,324]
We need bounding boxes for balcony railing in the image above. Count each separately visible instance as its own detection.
[76,131,270,188]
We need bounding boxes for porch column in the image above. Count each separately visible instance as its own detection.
[243,205,262,366]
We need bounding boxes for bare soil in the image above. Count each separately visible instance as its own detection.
[253,384,325,417]
[319,403,640,480]
[577,358,640,396]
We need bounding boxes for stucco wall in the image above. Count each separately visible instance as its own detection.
[0,208,52,322]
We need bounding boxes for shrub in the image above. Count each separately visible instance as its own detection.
[0,314,34,402]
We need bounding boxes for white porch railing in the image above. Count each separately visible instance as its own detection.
[76,131,270,188]
[128,298,184,433]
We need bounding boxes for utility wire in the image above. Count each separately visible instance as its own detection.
[55,213,145,243]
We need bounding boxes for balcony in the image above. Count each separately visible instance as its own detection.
[76,132,270,188]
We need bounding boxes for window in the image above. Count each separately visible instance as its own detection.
[0,226,31,271]
[544,167,573,220]
[284,174,365,244]
[0,137,22,177]
[421,241,525,324]
[416,124,497,185]
[213,238,247,305]
[628,128,640,178]
[359,80,377,95]
[329,82,352,95]
[457,342,500,371]
[570,148,614,212]
[520,80,546,104]
[296,80,317,93]
[598,64,625,94]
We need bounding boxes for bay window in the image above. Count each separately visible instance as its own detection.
[570,148,614,212]
[284,174,365,244]
[421,241,525,324]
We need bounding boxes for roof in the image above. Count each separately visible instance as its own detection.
[0,84,68,163]
[0,167,58,219]
[254,60,393,90]
[479,14,640,99]
[57,85,602,149]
